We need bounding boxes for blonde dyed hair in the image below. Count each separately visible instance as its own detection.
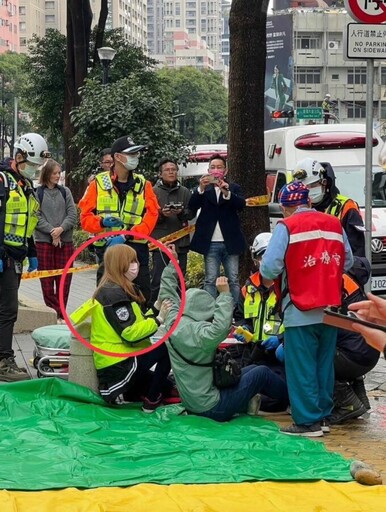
[39,158,61,186]
[93,245,145,304]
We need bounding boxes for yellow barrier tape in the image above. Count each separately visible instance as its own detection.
[246,194,271,207]
[21,225,196,280]
[21,264,98,280]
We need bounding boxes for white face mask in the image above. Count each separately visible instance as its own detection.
[123,155,139,171]
[20,163,38,180]
[309,186,324,204]
[124,262,139,281]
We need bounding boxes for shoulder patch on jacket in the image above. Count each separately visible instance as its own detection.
[115,306,130,322]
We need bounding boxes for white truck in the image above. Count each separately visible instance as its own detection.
[264,124,386,292]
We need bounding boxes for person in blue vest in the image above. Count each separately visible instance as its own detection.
[0,133,50,381]
[260,180,353,437]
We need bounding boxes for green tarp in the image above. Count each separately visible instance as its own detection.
[0,378,352,490]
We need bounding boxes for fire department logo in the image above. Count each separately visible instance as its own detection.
[371,238,384,254]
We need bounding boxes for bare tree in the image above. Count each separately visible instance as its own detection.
[228,0,270,282]
[64,0,93,199]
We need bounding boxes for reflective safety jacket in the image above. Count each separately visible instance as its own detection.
[78,171,159,246]
[327,194,360,223]
[241,272,283,342]
[280,211,345,310]
[70,283,159,370]
[3,172,39,247]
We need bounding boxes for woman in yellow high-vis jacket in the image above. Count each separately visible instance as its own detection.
[71,244,172,412]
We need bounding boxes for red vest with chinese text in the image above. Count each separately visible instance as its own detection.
[280,211,345,311]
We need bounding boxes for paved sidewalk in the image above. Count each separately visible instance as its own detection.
[8,268,386,484]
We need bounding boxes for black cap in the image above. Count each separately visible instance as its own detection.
[111,136,146,155]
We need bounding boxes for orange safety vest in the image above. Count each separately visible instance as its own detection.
[279,211,345,311]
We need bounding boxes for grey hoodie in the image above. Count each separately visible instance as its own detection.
[160,263,234,413]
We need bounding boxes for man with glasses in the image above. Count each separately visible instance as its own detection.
[150,157,195,305]
[79,136,160,303]
[188,153,246,306]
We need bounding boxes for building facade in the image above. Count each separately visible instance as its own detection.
[148,0,224,69]
[19,0,147,53]
[0,0,19,53]
[269,8,386,132]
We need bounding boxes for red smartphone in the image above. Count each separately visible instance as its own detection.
[323,307,386,333]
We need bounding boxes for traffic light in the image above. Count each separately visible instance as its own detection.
[271,109,295,119]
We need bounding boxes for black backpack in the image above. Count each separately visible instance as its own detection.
[36,185,66,204]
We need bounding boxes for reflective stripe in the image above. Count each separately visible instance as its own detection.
[99,358,138,397]
[289,230,344,245]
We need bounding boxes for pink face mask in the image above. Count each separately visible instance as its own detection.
[124,262,139,281]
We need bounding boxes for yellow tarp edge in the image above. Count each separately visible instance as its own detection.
[1,481,385,512]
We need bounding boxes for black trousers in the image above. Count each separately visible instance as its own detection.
[0,262,21,359]
[96,242,151,306]
[334,349,377,382]
[150,250,187,305]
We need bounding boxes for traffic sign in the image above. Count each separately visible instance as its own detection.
[345,23,386,59]
[344,0,386,24]
[296,107,323,120]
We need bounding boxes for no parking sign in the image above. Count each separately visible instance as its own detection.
[345,0,386,24]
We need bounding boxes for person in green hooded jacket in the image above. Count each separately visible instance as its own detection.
[158,244,288,422]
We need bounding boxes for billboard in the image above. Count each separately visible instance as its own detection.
[265,14,294,130]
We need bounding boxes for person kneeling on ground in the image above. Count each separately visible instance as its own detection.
[71,244,172,413]
[158,244,288,422]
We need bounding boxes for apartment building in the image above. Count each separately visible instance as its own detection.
[19,0,147,53]
[148,0,224,68]
[0,0,19,53]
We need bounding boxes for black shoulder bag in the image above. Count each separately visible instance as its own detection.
[169,339,241,389]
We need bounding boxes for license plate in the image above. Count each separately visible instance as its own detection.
[371,276,386,292]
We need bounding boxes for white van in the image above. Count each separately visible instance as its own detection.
[178,144,227,188]
[264,124,386,292]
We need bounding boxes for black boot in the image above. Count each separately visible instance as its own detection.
[330,381,367,424]
[352,376,371,411]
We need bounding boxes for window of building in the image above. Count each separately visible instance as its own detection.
[19,21,26,32]
[20,37,26,46]
[187,10,195,17]
[187,1,196,7]
[201,2,206,15]
[45,1,55,8]
[295,67,321,84]
[295,36,321,50]
[331,74,339,80]
[19,5,25,15]
[381,102,386,119]
[175,2,180,15]
[347,101,366,118]
[175,19,180,27]
[381,67,386,85]
[201,19,206,30]
[347,68,366,85]
[45,15,55,23]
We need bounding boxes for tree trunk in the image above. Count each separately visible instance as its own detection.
[228,0,270,283]
[63,0,93,201]
[92,0,108,68]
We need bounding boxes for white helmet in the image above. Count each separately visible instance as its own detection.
[293,157,324,186]
[251,233,272,259]
[13,133,50,165]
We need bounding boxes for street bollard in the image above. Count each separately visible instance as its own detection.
[68,320,99,393]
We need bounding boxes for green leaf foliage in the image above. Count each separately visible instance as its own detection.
[23,29,66,144]
[71,76,189,181]
[157,67,228,144]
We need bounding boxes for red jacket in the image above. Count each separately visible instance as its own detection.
[280,211,345,311]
